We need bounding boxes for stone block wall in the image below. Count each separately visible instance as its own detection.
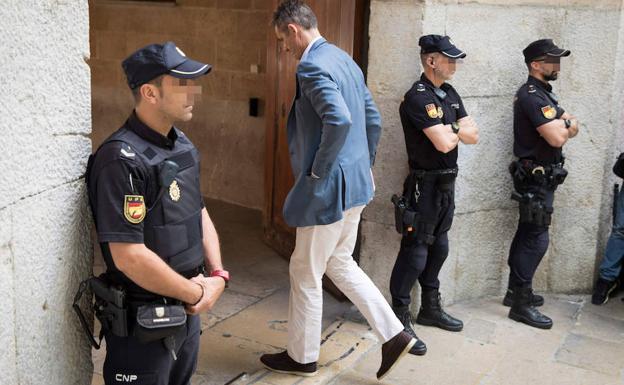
[0,1,93,384]
[363,0,624,305]
[90,0,270,210]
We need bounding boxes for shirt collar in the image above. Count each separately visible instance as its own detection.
[420,73,450,91]
[127,111,178,149]
[301,36,324,62]
[528,75,553,92]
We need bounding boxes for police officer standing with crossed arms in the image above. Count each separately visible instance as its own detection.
[83,42,229,384]
[505,39,579,329]
[390,35,479,354]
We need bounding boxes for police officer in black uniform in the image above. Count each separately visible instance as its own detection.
[390,35,479,354]
[505,39,579,329]
[86,42,229,384]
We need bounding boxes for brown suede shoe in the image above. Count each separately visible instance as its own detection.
[260,351,318,377]
[377,330,416,380]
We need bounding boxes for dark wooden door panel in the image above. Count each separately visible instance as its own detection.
[264,0,359,298]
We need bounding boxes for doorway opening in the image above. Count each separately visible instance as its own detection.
[88,0,368,382]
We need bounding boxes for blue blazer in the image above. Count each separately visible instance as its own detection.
[283,38,382,227]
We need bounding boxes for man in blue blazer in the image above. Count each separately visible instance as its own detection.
[260,1,416,380]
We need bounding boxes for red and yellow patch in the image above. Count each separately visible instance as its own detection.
[124,195,146,224]
[425,104,439,119]
[541,105,556,119]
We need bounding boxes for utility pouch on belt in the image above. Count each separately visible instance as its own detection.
[134,303,186,344]
[550,166,567,187]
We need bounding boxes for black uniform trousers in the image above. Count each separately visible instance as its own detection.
[390,177,455,308]
[507,185,555,289]
[103,314,201,385]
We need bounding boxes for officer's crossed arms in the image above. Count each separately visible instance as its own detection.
[423,115,479,153]
[536,111,579,147]
[417,51,479,153]
[525,55,580,147]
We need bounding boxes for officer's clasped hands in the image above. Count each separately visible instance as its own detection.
[185,274,225,315]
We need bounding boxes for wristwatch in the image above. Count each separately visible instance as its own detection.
[451,121,460,134]
[210,269,230,287]
[564,119,572,129]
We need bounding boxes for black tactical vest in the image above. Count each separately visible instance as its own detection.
[88,126,204,298]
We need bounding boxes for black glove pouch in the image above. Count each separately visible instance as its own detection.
[134,303,187,344]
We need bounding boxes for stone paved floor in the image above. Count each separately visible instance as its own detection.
[91,200,624,385]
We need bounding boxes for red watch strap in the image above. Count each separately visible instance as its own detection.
[210,269,230,282]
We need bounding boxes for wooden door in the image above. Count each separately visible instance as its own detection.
[264,1,372,299]
[264,0,356,258]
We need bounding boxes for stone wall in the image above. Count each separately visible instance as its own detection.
[363,0,624,305]
[90,0,270,210]
[0,1,93,384]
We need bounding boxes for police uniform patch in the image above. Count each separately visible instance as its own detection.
[169,180,181,202]
[528,85,536,93]
[541,105,556,119]
[124,195,146,224]
[437,106,444,119]
[425,104,439,118]
[416,83,426,92]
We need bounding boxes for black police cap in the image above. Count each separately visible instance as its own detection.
[122,41,212,89]
[523,39,570,63]
[419,35,466,59]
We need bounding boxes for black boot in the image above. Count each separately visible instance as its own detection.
[508,286,552,329]
[415,290,463,332]
[393,305,427,355]
[592,277,618,305]
[503,287,544,307]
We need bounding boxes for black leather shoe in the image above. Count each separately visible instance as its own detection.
[416,290,463,332]
[393,305,427,355]
[260,351,318,377]
[592,277,618,305]
[377,330,416,380]
[503,288,544,307]
[508,286,552,329]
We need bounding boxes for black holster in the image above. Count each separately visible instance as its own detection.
[509,159,564,228]
[73,274,129,349]
[391,168,457,243]
[511,191,553,227]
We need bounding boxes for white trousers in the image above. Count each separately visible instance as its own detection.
[287,205,404,363]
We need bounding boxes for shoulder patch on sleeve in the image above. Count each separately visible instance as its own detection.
[541,105,556,119]
[425,104,439,118]
[124,195,146,224]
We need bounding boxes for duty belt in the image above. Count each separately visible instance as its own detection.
[410,167,458,189]
[410,167,458,177]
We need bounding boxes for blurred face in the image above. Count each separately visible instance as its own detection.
[275,24,308,59]
[145,75,202,122]
[532,56,561,81]
[425,53,462,81]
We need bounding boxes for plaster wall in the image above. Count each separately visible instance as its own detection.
[0,1,93,384]
[363,0,624,304]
